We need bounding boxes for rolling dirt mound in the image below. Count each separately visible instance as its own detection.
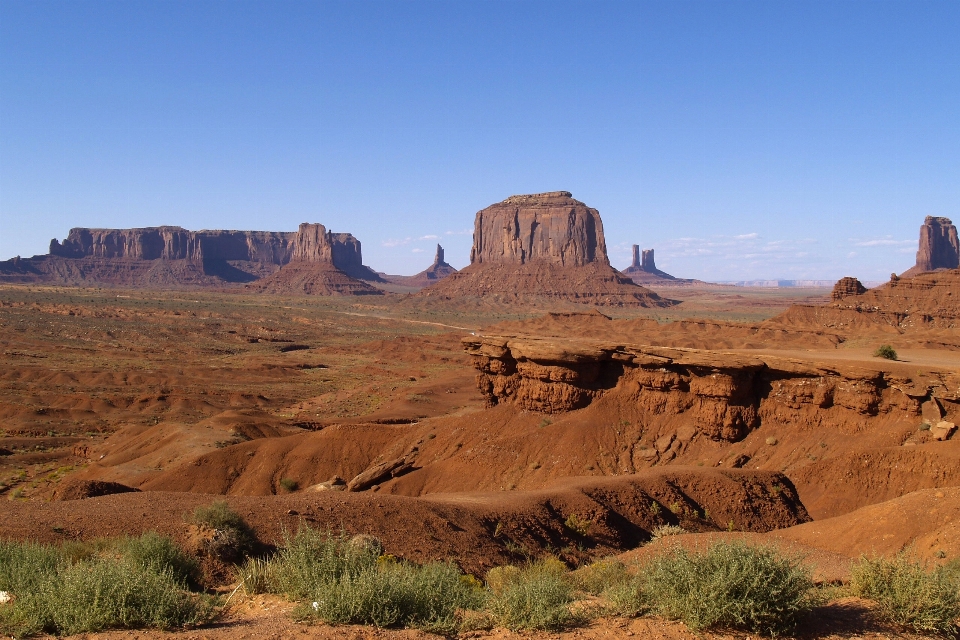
[0,469,808,575]
[415,262,673,307]
[774,486,960,563]
[487,310,844,350]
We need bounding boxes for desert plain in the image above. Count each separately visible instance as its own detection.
[1,194,959,639]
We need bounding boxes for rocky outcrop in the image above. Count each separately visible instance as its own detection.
[463,334,956,442]
[902,216,959,277]
[470,191,607,267]
[830,277,867,301]
[771,268,960,330]
[416,193,674,307]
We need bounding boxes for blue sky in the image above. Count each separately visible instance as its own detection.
[1,0,958,280]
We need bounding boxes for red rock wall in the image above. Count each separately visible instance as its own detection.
[469,191,609,267]
[463,336,951,444]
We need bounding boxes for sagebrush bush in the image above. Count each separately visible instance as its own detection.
[640,541,814,635]
[117,531,199,586]
[874,345,898,360]
[188,500,256,557]
[570,558,628,596]
[851,554,960,636]
[302,560,484,632]
[0,539,213,637]
[270,527,379,599]
[486,558,576,631]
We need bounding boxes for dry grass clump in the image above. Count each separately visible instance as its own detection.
[485,557,577,631]
[851,554,960,636]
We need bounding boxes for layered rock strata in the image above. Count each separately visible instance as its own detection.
[463,334,957,441]
[902,216,959,277]
[830,277,867,301]
[417,192,673,307]
[470,191,607,266]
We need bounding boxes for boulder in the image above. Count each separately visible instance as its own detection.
[931,421,956,441]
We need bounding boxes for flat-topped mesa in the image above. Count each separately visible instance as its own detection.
[902,216,960,278]
[49,226,296,264]
[831,277,867,301]
[415,192,674,307]
[470,191,608,267]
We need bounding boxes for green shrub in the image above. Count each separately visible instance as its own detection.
[604,572,649,617]
[117,531,198,586]
[0,543,213,637]
[270,528,379,599]
[640,541,814,635]
[301,560,484,632]
[486,558,576,631]
[279,478,298,492]
[874,345,898,360]
[188,500,256,555]
[851,554,960,636]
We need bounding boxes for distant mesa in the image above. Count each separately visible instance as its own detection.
[416,191,674,307]
[831,276,867,301]
[380,244,458,289]
[901,216,959,278]
[0,223,383,294]
[621,245,702,287]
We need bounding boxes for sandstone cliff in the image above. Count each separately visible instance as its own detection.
[902,216,960,277]
[416,192,673,307]
[463,333,958,443]
[470,191,607,267]
[49,226,296,264]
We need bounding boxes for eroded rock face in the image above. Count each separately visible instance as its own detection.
[464,334,943,443]
[470,191,608,267]
[902,217,959,277]
[50,227,297,263]
[831,277,867,301]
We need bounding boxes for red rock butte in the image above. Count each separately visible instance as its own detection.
[901,216,959,277]
[417,191,674,307]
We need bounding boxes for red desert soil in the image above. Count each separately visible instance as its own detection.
[1,272,959,638]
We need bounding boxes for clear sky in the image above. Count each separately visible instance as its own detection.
[1,0,958,280]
